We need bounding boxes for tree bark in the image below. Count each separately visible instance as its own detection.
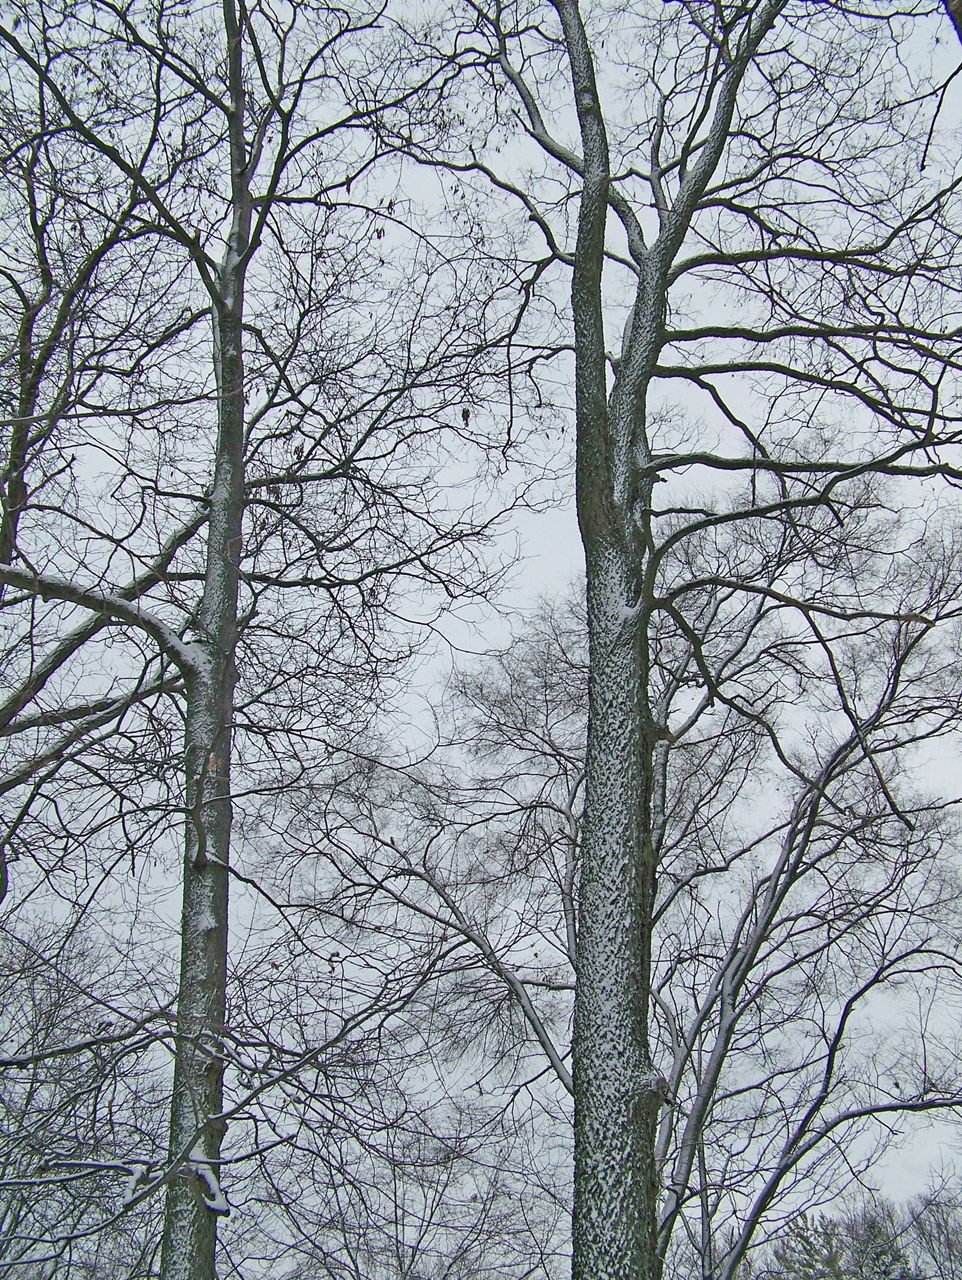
[159,4,250,1275]
[550,1,662,1273]
[556,3,784,1276]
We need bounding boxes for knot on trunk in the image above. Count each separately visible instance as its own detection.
[637,1073,673,1112]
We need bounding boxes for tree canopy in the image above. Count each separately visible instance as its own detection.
[1,3,961,1279]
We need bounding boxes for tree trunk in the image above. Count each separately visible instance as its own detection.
[159,4,250,1274]
[557,2,784,1275]
[159,257,246,1280]
[551,0,664,1270]
[574,546,663,1280]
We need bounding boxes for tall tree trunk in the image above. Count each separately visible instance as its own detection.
[551,2,663,1274]
[160,4,250,1275]
[556,3,785,1276]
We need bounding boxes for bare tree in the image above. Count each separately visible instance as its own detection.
[0,2,543,1275]
[374,3,962,1277]
[4,3,962,1279]
[0,923,166,1278]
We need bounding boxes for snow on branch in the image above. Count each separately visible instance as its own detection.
[0,567,204,677]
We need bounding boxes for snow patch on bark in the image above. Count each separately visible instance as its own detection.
[190,1145,230,1216]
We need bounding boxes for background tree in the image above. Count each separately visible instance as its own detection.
[340,556,962,1277]
[767,1213,919,1280]
[761,1192,962,1280]
[0,924,165,1278]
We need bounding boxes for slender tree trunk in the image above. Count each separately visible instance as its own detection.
[2,159,61,570]
[0,316,39,569]
[158,253,246,1280]
[160,4,250,1275]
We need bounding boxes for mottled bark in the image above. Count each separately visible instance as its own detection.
[556,3,785,1277]
[554,0,663,1269]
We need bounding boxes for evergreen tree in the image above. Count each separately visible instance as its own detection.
[773,1211,923,1280]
